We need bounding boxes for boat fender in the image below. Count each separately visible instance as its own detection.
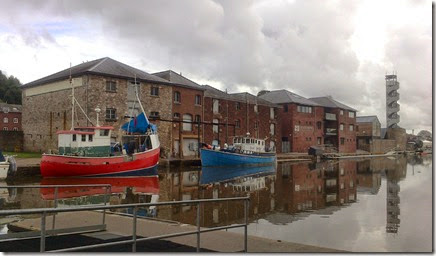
[7,156,17,176]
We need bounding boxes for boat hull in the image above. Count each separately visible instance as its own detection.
[40,147,160,177]
[200,148,276,167]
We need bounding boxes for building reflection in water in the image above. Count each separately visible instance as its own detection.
[0,155,420,235]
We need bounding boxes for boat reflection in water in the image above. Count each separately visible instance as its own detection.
[40,170,160,217]
[200,164,276,185]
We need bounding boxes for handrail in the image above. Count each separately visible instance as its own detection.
[0,196,250,253]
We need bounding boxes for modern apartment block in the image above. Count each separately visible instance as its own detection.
[259,90,323,153]
[309,96,357,153]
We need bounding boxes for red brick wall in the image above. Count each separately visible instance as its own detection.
[356,122,372,137]
[171,86,204,157]
[337,109,356,153]
[278,104,324,153]
[203,97,281,152]
[0,112,22,131]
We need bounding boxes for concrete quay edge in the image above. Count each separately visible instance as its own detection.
[6,210,345,253]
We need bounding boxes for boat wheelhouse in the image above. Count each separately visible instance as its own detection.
[231,136,268,154]
[57,126,114,157]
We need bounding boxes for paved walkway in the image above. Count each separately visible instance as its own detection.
[7,211,344,253]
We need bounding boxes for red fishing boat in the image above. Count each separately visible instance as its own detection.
[40,73,160,177]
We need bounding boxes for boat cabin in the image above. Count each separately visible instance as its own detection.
[232,136,266,153]
[57,126,114,157]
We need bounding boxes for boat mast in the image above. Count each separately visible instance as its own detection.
[134,75,146,114]
[70,63,75,130]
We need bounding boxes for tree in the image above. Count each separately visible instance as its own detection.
[0,70,22,104]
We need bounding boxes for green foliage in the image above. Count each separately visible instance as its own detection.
[0,70,22,104]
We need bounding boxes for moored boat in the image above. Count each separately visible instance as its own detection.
[200,134,276,167]
[0,151,16,179]
[40,73,160,177]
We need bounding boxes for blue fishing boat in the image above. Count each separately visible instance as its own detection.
[200,134,276,167]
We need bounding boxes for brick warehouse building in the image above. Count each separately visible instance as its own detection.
[152,70,205,158]
[309,96,357,153]
[21,57,174,156]
[259,90,324,153]
[203,85,281,152]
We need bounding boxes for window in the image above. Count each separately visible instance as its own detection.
[81,134,86,142]
[297,105,312,113]
[316,121,322,129]
[317,137,321,145]
[3,117,8,123]
[340,110,344,115]
[236,102,241,110]
[100,129,109,136]
[13,127,18,131]
[174,91,181,103]
[348,111,355,118]
[106,81,117,92]
[349,180,354,188]
[340,137,345,145]
[254,121,259,129]
[173,113,180,119]
[213,119,219,133]
[182,114,192,131]
[235,119,241,128]
[254,105,258,113]
[72,134,77,141]
[2,127,7,131]
[105,108,116,120]
[13,118,18,123]
[340,123,344,131]
[195,95,201,105]
[213,99,219,114]
[270,108,274,119]
[150,112,160,118]
[349,124,354,131]
[89,134,93,142]
[195,115,201,123]
[151,86,159,96]
[284,104,288,112]
[270,123,275,135]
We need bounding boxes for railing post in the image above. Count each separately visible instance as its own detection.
[244,199,249,252]
[40,211,47,252]
[103,186,109,225]
[52,187,58,231]
[197,202,201,252]
[132,206,137,252]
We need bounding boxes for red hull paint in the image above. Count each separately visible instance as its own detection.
[40,147,160,177]
[40,176,159,200]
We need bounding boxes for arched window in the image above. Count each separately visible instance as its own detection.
[183,114,192,131]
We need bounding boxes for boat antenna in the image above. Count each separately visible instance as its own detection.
[70,62,74,130]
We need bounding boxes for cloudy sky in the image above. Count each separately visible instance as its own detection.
[0,0,432,132]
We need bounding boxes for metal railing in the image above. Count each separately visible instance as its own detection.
[0,194,250,253]
[0,184,112,231]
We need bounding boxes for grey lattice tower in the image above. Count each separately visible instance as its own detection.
[385,74,400,128]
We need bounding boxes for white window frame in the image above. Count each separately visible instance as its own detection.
[182,114,192,131]
[3,117,8,123]
[13,118,18,123]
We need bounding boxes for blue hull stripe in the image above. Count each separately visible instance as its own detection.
[200,149,276,167]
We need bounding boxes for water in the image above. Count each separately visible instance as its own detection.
[0,155,432,252]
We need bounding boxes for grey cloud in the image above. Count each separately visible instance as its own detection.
[0,0,431,131]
